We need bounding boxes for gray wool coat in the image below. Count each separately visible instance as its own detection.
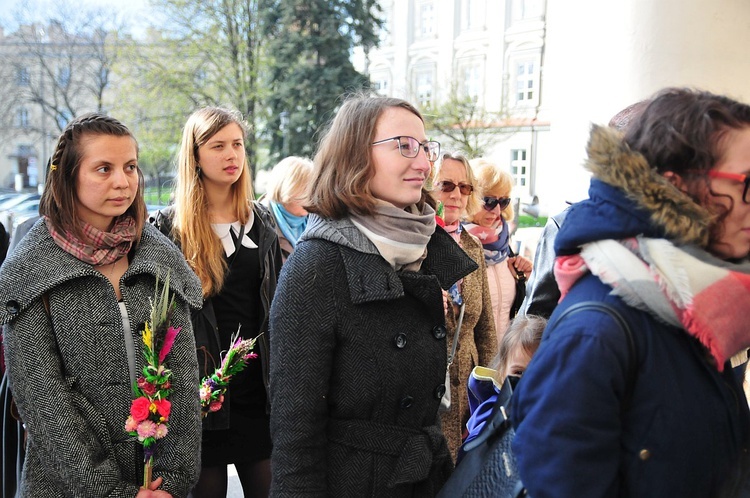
[269,215,478,498]
[0,220,204,498]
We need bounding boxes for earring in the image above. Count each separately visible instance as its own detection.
[196,165,202,177]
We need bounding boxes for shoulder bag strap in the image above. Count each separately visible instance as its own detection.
[447,302,465,367]
[552,301,638,409]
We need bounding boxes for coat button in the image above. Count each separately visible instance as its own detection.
[399,396,413,409]
[434,384,446,399]
[394,333,407,348]
[432,325,447,339]
[639,449,651,461]
[6,300,20,314]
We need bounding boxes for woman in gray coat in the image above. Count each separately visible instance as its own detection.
[269,95,478,497]
[0,114,203,497]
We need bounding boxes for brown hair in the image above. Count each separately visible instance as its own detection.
[469,157,515,221]
[40,112,146,242]
[493,315,547,383]
[307,94,435,219]
[173,106,253,297]
[624,88,750,246]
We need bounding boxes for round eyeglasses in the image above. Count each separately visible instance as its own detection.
[435,180,474,196]
[371,136,441,162]
[483,196,512,211]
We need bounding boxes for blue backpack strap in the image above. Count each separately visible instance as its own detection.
[551,301,638,409]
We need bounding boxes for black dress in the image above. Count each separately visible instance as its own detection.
[201,221,273,466]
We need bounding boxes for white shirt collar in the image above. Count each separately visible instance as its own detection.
[211,210,257,257]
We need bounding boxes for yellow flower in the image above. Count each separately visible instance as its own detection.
[142,322,153,349]
[149,402,158,414]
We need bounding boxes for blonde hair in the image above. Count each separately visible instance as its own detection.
[432,151,481,219]
[266,156,314,205]
[308,94,435,219]
[173,106,253,297]
[470,157,515,221]
[493,315,547,383]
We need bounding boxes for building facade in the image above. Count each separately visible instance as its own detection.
[357,0,551,215]
[0,21,114,191]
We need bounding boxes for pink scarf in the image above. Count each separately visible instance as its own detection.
[555,237,750,371]
[46,215,137,265]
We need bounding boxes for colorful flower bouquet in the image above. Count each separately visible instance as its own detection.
[125,273,179,488]
[199,331,260,417]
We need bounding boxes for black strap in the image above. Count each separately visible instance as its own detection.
[228,224,245,268]
[552,301,638,409]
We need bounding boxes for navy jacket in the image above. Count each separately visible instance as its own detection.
[511,126,750,498]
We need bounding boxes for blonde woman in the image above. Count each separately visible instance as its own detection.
[431,151,497,461]
[260,156,313,262]
[151,107,282,498]
[466,158,533,342]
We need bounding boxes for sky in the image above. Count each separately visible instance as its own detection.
[0,0,152,36]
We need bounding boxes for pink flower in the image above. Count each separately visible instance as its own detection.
[125,416,138,432]
[130,397,151,422]
[154,423,168,439]
[137,420,157,441]
[200,384,212,402]
[209,400,223,412]
[159,326,181,363]
[246,352,258,360]
[137,377,157,396]
[154,399,171,420]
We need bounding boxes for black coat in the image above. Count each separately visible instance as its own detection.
[269,216,477,497]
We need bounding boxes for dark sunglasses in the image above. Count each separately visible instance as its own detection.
[435,180,474,196]
[483,196,512,210]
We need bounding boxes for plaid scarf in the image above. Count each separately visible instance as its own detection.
[555,236,750,371]
[45,215,137,266]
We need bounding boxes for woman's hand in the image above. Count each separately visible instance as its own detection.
[509,255,534,278]
[442,289,449,316]
[135,477,173,498]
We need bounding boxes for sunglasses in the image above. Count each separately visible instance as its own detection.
[483,196,512,210]
[435,180,474,196]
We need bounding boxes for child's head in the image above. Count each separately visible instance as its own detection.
[494,315,547,382]
[40,113,145,239]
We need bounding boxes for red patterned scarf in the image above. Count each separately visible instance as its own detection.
[45,215,137,265]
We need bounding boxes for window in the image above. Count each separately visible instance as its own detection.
[460,62,482,101]
[512,0,544,20]
[16,67,30,87]
[515,60,537,104]
[413,67,434,108]
[372,74,390,96]
[14,107,29,128]
[461,0,485,31]
[511,149,529,188]
[57,66,71,87]
[417,1,435,38]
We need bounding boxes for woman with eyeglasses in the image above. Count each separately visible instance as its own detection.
[465,158,533,342]
[431,151,498,462]
[512,88,750,497]
[268,95,479,497]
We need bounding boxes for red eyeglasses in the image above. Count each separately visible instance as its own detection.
[706,170,750,204]
[483,196,512,211]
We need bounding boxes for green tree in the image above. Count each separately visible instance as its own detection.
[124,0,268,178]
[262,0,382,163]
[423,85,520,158]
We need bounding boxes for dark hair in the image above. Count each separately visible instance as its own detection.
[307,93,435,219]
[624,88,750,242]
[39,112,146,241]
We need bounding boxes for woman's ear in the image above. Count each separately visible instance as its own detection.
[662,171,689,193]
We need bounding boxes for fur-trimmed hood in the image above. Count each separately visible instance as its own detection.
[554,125,715,255]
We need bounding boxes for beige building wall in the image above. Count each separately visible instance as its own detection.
[540,0,750,214]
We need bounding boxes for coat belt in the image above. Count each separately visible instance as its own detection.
[327,418,449,487]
